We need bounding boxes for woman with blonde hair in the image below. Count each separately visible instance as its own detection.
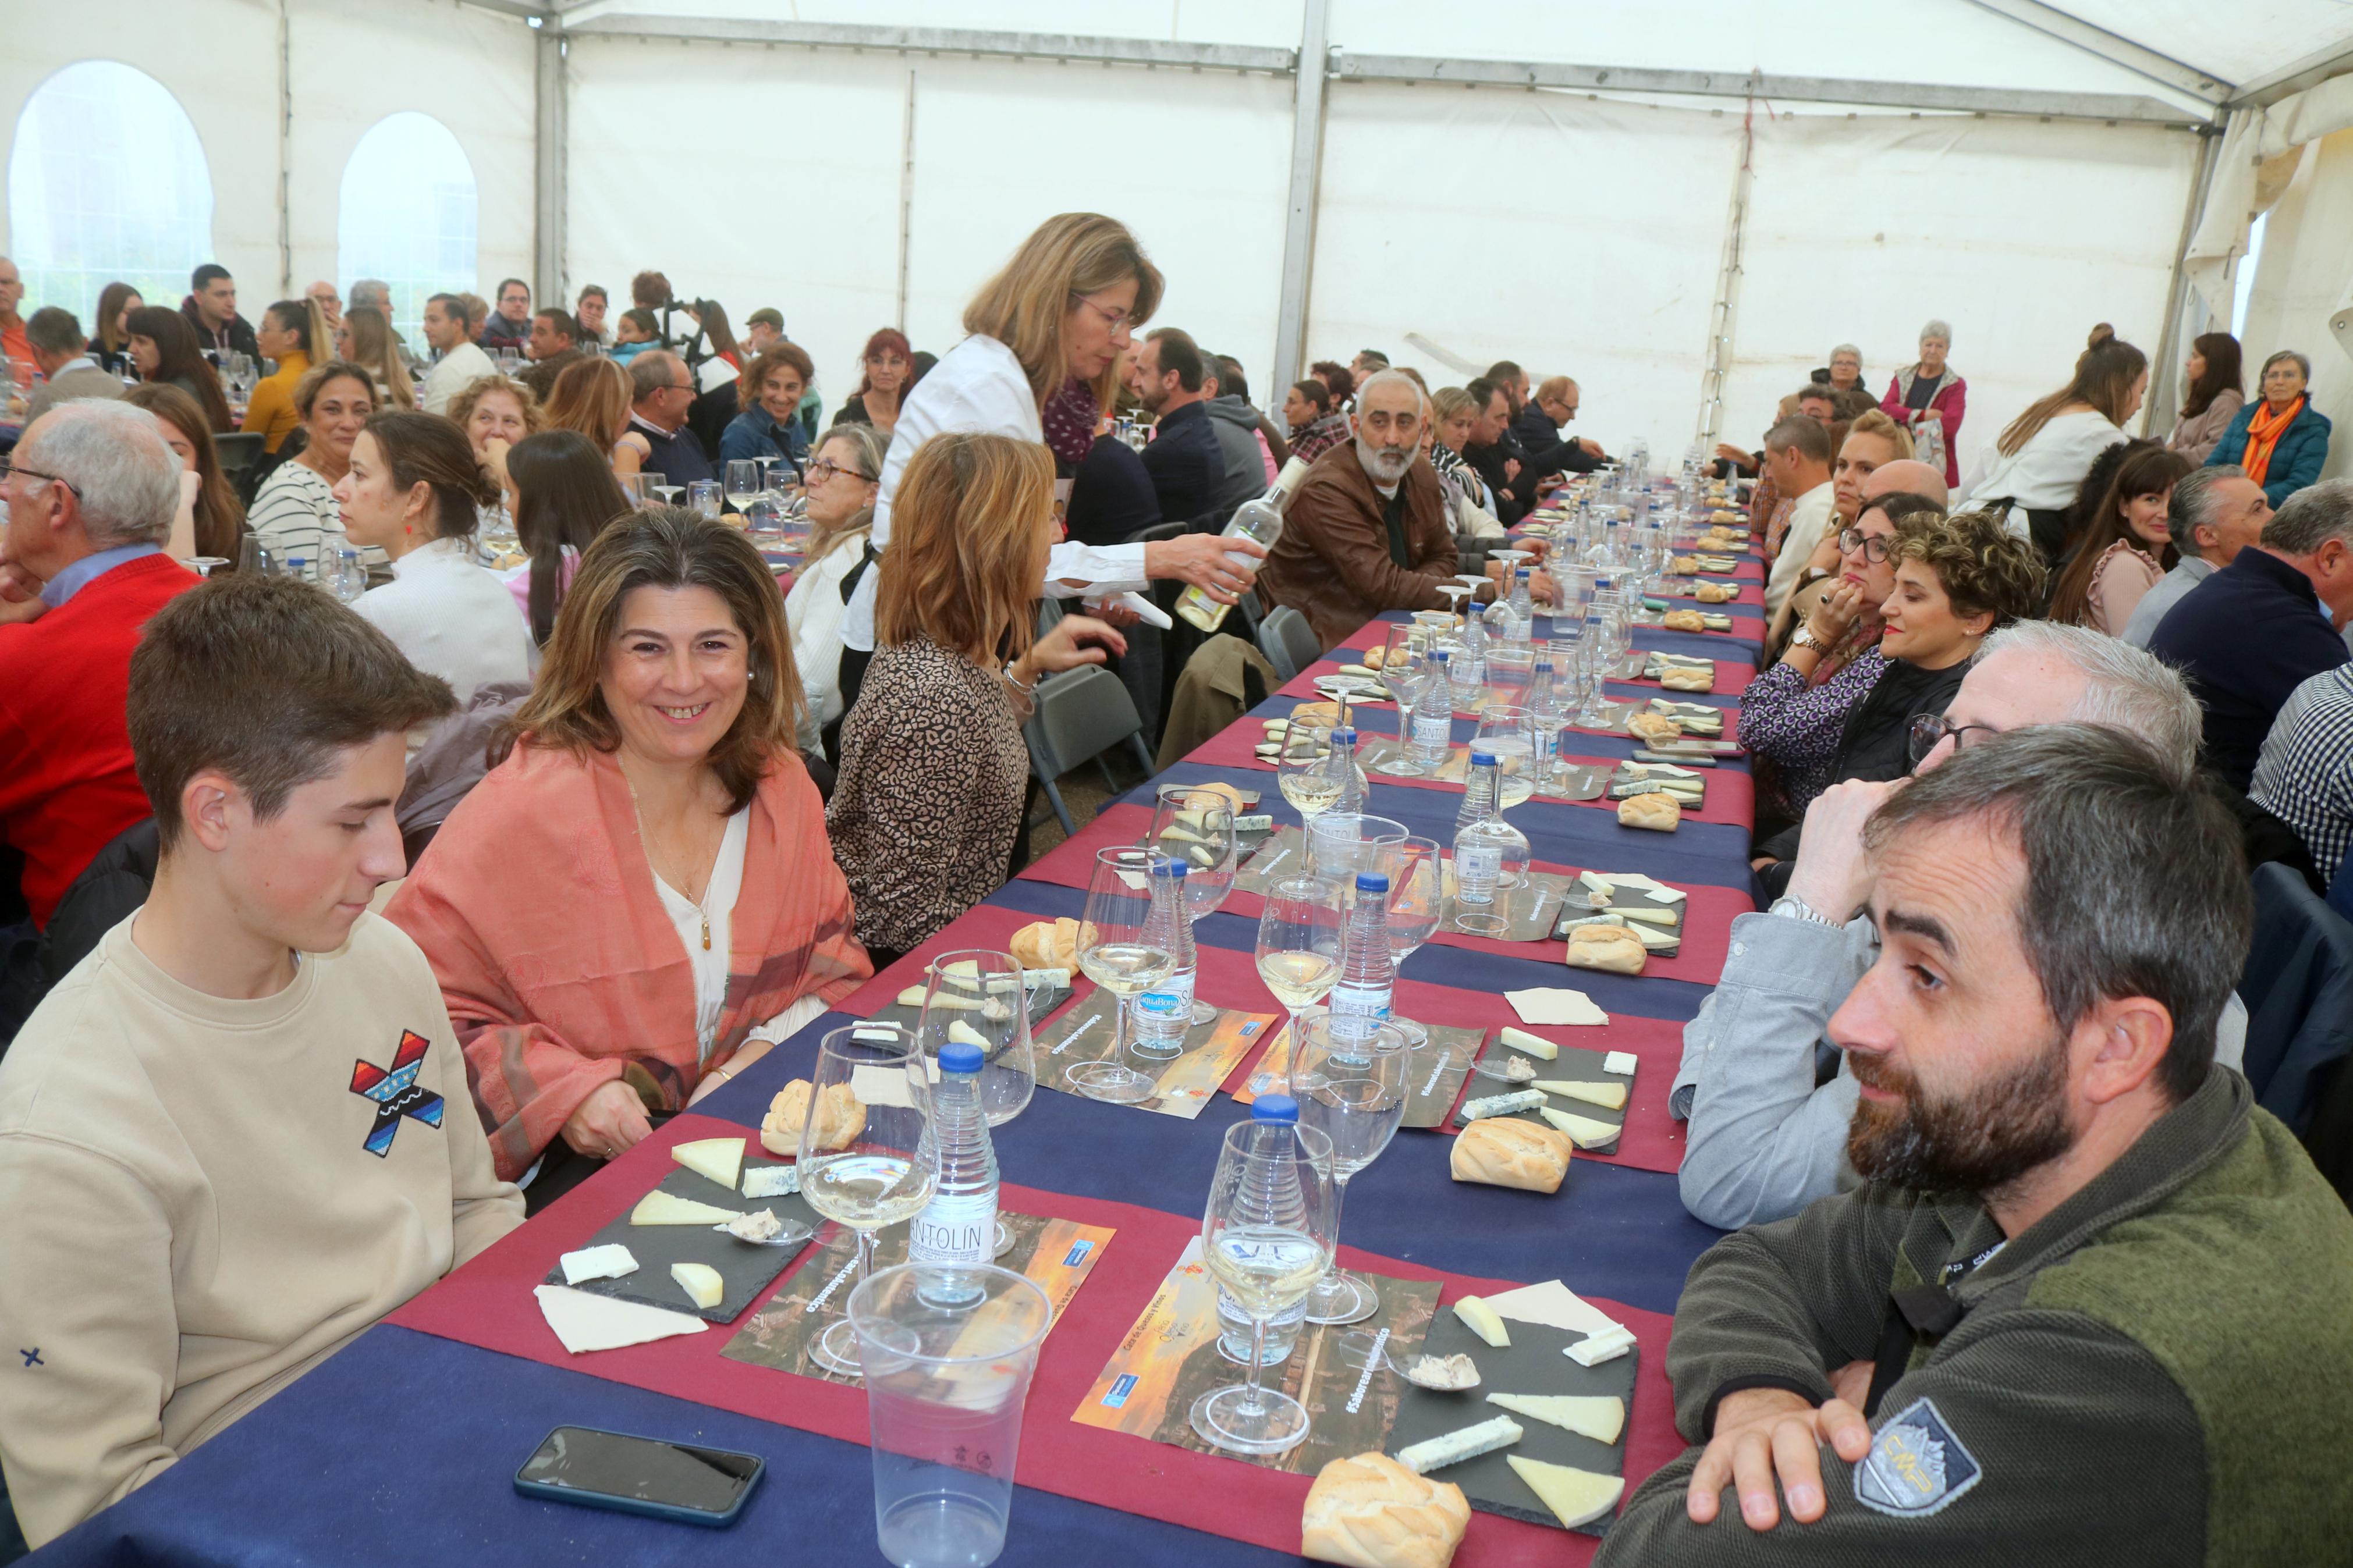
[786,422,886,753]
[336,305,418,411]
[388,507,869,1193]
[542,356,636,470]
[446,372,545,510]
[836,212,1263,715]
[1963,324,2148,563]
[827,432,1127,962]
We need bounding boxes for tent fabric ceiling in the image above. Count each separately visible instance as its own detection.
[546,0,2353,99]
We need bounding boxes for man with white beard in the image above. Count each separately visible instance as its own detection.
[1253,368,1467,651]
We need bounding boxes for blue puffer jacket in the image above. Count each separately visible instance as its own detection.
[2207,399,2334,507]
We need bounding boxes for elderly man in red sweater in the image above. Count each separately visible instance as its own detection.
[1,399,201,1029]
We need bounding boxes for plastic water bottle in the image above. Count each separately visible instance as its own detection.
[1328,871,1396,1044]
[1131,857,1196,1051]
[1412,652,1455,766]
[1454,752,1531,933]
[285,552,310,584]
[1326,726,1367,815]
[908,1040,999,1268]
[1216,1095,1309,1364]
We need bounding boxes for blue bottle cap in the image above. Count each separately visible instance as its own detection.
[1333,726,1357,745]
[938,1041,984,1075]
[1252,1094,1299,1125]
[1355,871,1389,894]
[1516,564,1532,578]
[1152,856,1189,880]
[1534,660,1553,674]
[1431,648,1450,663]
[1471,749,1497,767]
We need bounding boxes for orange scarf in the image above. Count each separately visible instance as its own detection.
[2242,394,2305,489]
[386,743,871,1179]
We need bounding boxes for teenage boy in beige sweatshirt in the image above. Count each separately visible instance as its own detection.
[0,575,524,1548]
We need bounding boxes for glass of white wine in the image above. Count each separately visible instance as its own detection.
[1277,726,1343,823]
[1066,847,1176,1106]
[724,458,764,520]
[800,1022,936,1377]
[1251,876,1342,1094]
[1191,1101,1336,1456]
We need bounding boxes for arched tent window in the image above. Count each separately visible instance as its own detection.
[7,61,214,326]
[336,112,477,342]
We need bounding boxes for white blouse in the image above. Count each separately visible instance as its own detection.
[351,535,537,705]
[1963,408,2128,531]
[652,807,749,1064]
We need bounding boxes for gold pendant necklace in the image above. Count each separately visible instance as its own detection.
[624,770,716,952]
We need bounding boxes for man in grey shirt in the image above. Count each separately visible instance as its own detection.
[2120,465,2270,649]
[1673,623,2246,1228]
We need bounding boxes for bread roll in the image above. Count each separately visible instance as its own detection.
[1291,701,1343,731]
[1626,713,1682,744]
[1659,665,1715,694]
[1192,782,1251,813]
[1661,609,1707,633]
[1617,791,1683,833]
[1449,1117,1574,1194]
[1694,581,1737,604]
[1566,923,1648,975]
[1669,554,1701,574]
[1301,1452,1471,1568]
[760,1079,867,1157]
[1361,645,1389,669]
[1010,918,1081,972]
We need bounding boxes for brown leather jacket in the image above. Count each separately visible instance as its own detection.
[1256,442,1458,652]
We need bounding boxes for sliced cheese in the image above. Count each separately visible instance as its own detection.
[1533,1079,1629,1111]
[1506,1455,1626,1530]
[1486,1392,1626,1445]
[1537,1107,1621,1149]
[1616,905,1679,927]
[1499,1026,1558,1061]
[946,1018,992,1053]
[1460,1089,1545,1121]
[670,1137,744,1190]
[1452,1295,1511,1348]
[534,1284,709,1355]
[670,1261,725,1310]
[629,1190,744,1227]
[558,1242,639,1285]
[1603,1051,1638,1076]
[1564,1327,1637,1367]
[741,1164,801,1199]
[1394,1414,1522,1475]
[903,985,987,1012]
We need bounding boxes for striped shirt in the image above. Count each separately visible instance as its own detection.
[247,461,349,571]
[2251,664,2353,883]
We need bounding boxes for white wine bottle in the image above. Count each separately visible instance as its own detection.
[1176,456,1311,632]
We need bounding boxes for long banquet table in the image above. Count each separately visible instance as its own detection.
[30,547,1765,1567]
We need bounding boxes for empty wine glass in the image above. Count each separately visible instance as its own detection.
[1251,876,1342,1094]
[1383,837,1442,1051]
[1151,785,1237,1025]
[1290,1017,1408,1326]
[1306,812,1407,889]
[687,478,722,520]
[185,556,230,579]
[1471,705,1539,820]
[1067,847,1176,1105]
[648,477,685,510]
[1376,623,1432,778]
[918,948,1035,1257]
[798,1023,936,1377]
[1191,1103,1335,1456]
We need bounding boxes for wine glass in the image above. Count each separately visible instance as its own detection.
[1151,785,1237,1025]
[725,458,764,520]
[1277,725,1342,824]
[687,478,722,520]
[918,948,1035,1258]
[1251,876,1342,1093]
[1306,812,1407,890]
[1484,641,1536,711]
[798,1023,936,1377]
[648,477,685,510]
[1066,847,1176,1105]
[185,556,230,579]
[1434,581,1471,629]
[1383,837,1442,1052]
[1191,1104,1336,1456]
[1376,624,1432,777]
[1290,1017,1409,1325]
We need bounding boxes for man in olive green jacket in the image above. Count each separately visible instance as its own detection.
[1599,726,2353,1566]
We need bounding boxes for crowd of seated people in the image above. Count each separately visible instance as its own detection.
[7,233,2353,1563]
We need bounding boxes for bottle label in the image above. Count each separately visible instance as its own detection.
[1328,982,1393,1042]
[908,1189,998,1266]
[1134,970,1195,1032]
[1412,703,1453,745]
[1457,845,1502,906]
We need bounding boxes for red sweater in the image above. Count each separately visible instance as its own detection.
[0,553,199,927]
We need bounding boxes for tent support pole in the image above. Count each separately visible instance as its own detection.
[276,0,293,298]
[1270,0,1329,405]
[534,28,567,315]
[1697,87,1758,451]
[896,68,917,333]
[2149,126,2226,437]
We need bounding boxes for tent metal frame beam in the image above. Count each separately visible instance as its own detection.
[534,29,567,311]
[1270,0,1332,405]
[553,14,2209,125]
[2228,38,2353,109]
[1957,0,2230,104]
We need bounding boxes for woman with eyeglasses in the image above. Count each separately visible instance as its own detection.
[2204,348,2331,508]
[1738,494,1946,822]
[786,425,888,755]
[833,211,1268,722]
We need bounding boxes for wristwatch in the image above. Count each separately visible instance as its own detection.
[1769,893,1842,927]
[1787,624,1825,653]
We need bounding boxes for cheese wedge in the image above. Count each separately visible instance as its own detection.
[902,985,987,1011]
[630,1190,744,1227]
[1453,1295,1511,1348]
[1394,1415,1522,1475]
[1498,1026,1559,1061]
[1533,1079,1629,1111]
[558,1242,639,1285]
[937,959,985,989]
[741,1164,800,1199]
[1537,1107,1620,1149]
[671,1137,745,1190]
[1616,905,1678,927]
[1485,1392,1626,1445]
[533,1284,708,1355]
[946,1019,992,1053]
[1565,1327,1637,1367]
[1506,1455,1626,1530]
[670,1262,725,1310]
[1460,1089,1545,1121]
[1603,1051,1638,1076]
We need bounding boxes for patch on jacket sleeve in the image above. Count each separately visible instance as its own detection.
[1853,1397,1983,1518]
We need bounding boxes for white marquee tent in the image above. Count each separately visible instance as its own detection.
[9,0,2353,493]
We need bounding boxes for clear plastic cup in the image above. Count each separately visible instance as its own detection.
[850,1262,1053,1568]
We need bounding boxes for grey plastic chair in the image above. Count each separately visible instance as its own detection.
[1255,603,1322,684]
[1022,664,1156,837]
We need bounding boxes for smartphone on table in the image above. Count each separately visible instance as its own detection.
[514,1424,764,1526]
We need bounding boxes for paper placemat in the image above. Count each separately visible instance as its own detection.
[1034,1002,1275,1118]
[721,1210,1113,1384]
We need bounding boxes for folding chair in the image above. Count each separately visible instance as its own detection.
[1022,666,1156,837]
[1255,603,1322,684]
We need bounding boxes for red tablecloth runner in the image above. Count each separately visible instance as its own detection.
[388,1112,1686,1567]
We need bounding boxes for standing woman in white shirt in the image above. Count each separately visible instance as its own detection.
[1963,324,2147,567]
[836,211,1266,714]
[333,411,537,705]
